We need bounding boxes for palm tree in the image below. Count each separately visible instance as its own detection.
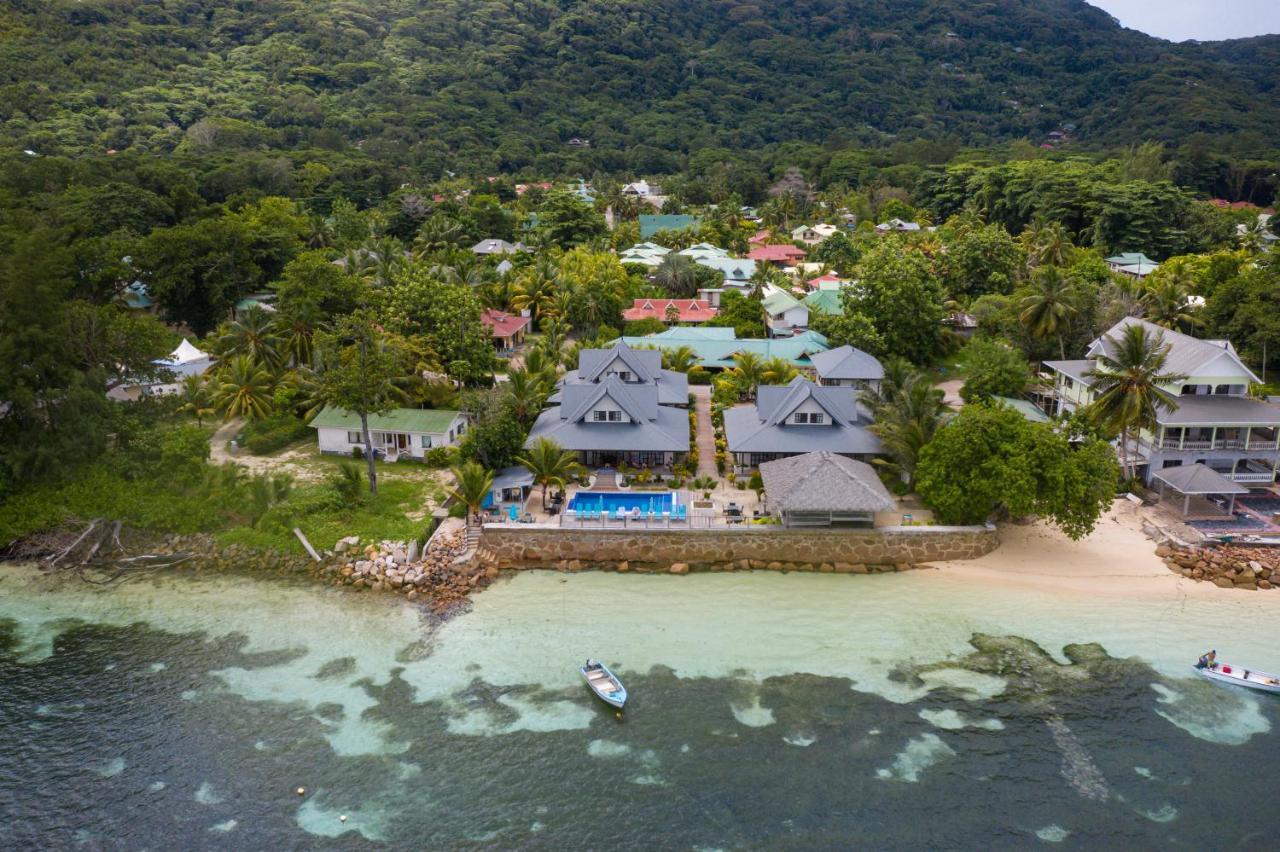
[1142,276,1199,333]
[505,369,549,424]
[219,306,282,372]
[448,461,495,525]
[1022,220,1073,270]
[175,374,214,427]
[653,254,700,298]
[1086,324,1187,480]
[860,365,946,489]
[511,257,561,324]
[515,437,584,508]
[661,345,699,373]
[274,310,320,367]
[760,356,798,386]
[519,346,561,387]
[729,351,767,400]
[1019,266,1078,359]
[538,315,570,360]
[211,356,274,420]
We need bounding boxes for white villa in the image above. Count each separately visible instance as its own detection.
[790,223,839,245]
[311,406,467,462]
[1044,317,1280,485]
[811,345,885,395]
[761,288,809,337]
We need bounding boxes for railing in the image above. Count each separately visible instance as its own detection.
[1229,471,1276,484]
[1154,438,1280,451]
[556,510,757,530]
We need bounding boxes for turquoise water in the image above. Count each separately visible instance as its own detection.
[2,563,1280,848]
[568,491,675,514]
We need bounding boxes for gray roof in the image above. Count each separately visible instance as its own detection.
[549,367,688,406]
[1087,317,1259,384]
[579,343,660,384]
[725,378,882,455]
[1042,359,1097,386]
[491,466,535,491]
[809,345,885,381]
[1152,463,1249,495]
[1155,393,1280,426]
[760,451,896,513]
[525,375,688,452]
[472,239,520,255]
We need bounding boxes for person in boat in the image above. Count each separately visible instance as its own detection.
[1196,650,1217,669]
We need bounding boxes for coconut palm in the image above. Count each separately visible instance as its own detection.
[1019,266,1078,359]
[515,437,584,508]
[653,254,700,298]
[1141,276,1199,333]
[510,256,560,323]
[505,369,550,424]
[175,374,215,427]
[860,365,947,489]
[219,306,282,372]
[537,315,570,360]
[729,351,767,400]
[211,356,274,420]
[448,461,495,525]
[760,356,798,386]
[1086,324,1187,480]
[519,345,561,387]
[1022,220,1073,270]
[274,310,320,367]
[660,345,699,373]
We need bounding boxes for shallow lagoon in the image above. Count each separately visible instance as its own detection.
[2,563,1279,848]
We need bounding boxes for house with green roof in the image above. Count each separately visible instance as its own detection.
[761,288,809,337]
[802,288,843,316]
[1105,252,1159,278]
[611,327,830,370]
[310,405,467,462]
[639,214,701,239]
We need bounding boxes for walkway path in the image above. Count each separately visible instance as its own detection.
[208,417,245,465]
[690,385,719,480]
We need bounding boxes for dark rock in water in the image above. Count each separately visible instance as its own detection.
[313,656,358,680]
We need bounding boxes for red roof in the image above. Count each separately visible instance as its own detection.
[746,244,807,263]
[806,274,843,290]
[480,308,531,339]
[748,229,773,245]
[622,299,719,323]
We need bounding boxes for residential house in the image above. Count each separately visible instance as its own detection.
[678,242,730,262]
[761,288,809,337]
[622,299,719,325]
[805,273,846,291]
[618,242,671,267]
[1044,317,1280,485]
[472,238,523,256]
[760,451,896,528]
[233,294,276,319]
[810,345,885,394]
[1105,252,1159,278]
[691,256,757,306]
[311,406,467,461]
[527,343,690,468]
[802,288,843,317]
[121,281,154,312]
[611,327,831,371]
[622,180,658,197]
[480,308,531,353]
[942,311,979,339]
[748,229,773,245]
[746,244,807,267]
[109,338,215,401]
[790,223,839,245]
[875,218,922,233]
[723,377,883,473]
[639,214,700,239]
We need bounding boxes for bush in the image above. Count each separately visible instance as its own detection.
[243,414,311,455]
[331,461,364,504]
[687,367,711,385]
[351,446,364,460]
[425,446,454,468]
[448,502,467,519]
[748,470,763,496]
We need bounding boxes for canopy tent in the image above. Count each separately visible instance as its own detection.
[1152,463,1249,518]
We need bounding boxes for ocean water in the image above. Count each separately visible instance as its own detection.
[2,563,1280,849]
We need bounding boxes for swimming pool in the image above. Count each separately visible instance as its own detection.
[568,491,677,515]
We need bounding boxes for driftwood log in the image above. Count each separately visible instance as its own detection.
[2,518,191,585]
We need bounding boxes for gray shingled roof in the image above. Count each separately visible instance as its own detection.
[1152,463,1249,495]
[809,345,885,381]
[1155,393,1280,426]
[725,379,882,455]
[757,377,859,426]
[1088,317,1259,383]
[579,342,661,384]
[524,402,689,452]
[1042,359,1097,387]
[760,451,896,513]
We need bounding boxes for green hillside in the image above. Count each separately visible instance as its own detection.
[3,0,1279,174]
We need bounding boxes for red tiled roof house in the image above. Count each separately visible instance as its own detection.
[746,244,807,267]
[622,299,720,324]
[480,309,531,353]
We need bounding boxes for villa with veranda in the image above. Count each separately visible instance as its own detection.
[1044,317,1280,485]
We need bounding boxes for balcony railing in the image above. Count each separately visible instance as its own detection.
[1154,438,1280,451]
[1228,471,1277,484]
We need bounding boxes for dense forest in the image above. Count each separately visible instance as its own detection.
[4,0,1280,178]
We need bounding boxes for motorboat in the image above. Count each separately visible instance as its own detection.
[580,659,627,708]
[1195,660,1280,694]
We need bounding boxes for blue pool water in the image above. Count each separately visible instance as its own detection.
[568,491,676,514]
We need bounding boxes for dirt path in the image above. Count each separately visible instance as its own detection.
[936,378,965,410]
[206,417,324,481]
[208,418,244,465]
[690,385,719,480]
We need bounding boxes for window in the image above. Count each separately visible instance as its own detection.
[795,412,823,424]
[809,412,824,424]
[1216,384,1230,395]
[421,435,432,449]
[1062,376,1074,390]
[608,410,622,422]
[615,370,632,381]
[794,413,808,424]
[593,411,607,422]
[347,431,362,443]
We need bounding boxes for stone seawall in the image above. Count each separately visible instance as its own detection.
[477,524,998,571]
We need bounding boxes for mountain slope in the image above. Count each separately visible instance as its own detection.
[2,0,1278,171]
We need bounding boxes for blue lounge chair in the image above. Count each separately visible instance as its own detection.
[508,504,519,522]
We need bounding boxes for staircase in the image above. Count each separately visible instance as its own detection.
[593,469,619,490]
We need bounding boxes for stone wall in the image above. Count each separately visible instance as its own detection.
[477,523,998,570]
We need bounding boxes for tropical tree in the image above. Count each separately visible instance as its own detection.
[861,360,947,489]
[515,437,584,507]
[176,373,215,426]
[728,351,767,400]
[219,306,282,371]
[1022,220,1073,270]
[653,254,700,298]
[1085,324,1187,479]
[211,356,275,421]
[504,369,550,424]
[510,256,560,323]
[1141,276,1199,333]
[660,345,699,373]
[449,460,496,524]
[1019,266,1078,359]
[760,356,799,386]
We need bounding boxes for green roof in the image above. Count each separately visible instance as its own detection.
[310,405,461,434]
[612,328,829,370]
[639,214,700,239]
[993,396,1050,423]
[803,289,843,315]
[761,289,801,315]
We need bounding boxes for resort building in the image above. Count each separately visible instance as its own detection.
[479,308,531,353]
[802,288,843,317]
[311,406,467,461]
[1105,252,1159,278]
[723,376,883,473]
[811,345,885,395]
[528,344,690,468]
[618,242,671,267]
[875,218,922,233]
[1044,317,1280,485]
[746,244,807,267]
[761,288,809,337]
[611,327,830,371]
[760,451,896,528]
[622,298,719,325]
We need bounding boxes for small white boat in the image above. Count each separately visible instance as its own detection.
[1196,661,1280,694]
[580,659,627,708]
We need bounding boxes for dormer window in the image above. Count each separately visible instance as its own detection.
[616,371,632,382]
[794,412,825,424]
